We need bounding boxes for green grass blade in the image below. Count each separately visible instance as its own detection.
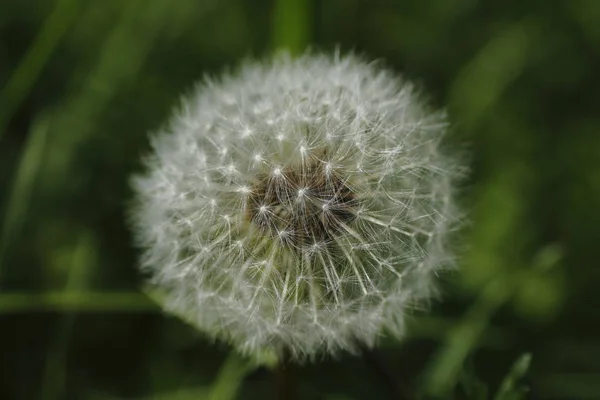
[207,352,256,400]
[493,353,532,400]
[0,114,50,275]
[39,233,96,400]
[0,291,154,313]
[421,276,515,397]
[0,0,80,138]
[272,0,312,54]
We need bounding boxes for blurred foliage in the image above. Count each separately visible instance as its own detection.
[1,0,599,399]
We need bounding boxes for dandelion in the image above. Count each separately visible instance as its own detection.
[130,52,463,361]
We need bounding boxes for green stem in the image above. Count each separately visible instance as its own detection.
[275,348,294,400]
[359,342,410,400]
[272,0,312,54]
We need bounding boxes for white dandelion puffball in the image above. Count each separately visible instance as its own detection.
[131,52,462,361]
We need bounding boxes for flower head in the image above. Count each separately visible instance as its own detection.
[131,52,462,361]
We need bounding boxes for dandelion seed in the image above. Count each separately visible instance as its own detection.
[130,52,463,362]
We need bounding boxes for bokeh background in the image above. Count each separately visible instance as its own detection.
[1,0,599,399]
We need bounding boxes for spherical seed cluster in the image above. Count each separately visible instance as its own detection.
[131,52,463,361]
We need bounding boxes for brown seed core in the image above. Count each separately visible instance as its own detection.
[247,159,357,247]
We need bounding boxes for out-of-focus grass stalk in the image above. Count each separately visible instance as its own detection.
[0,291,154,313]
[0,115,49,275]
[449,18,538,131]
[40,234,95,400]
[422,274,516,397]
[207,353,256,400]
[493,353,531,400]
[272,0,312,54]
[0,0,79,138]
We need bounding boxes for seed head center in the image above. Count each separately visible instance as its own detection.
[247,159,357,246]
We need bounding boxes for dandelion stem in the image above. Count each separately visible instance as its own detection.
[275,349,295,400]
[359,342,410,400]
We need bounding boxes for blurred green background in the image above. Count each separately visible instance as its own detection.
[1,0,599,399]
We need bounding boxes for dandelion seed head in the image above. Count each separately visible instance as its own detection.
[131,52,463,361]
